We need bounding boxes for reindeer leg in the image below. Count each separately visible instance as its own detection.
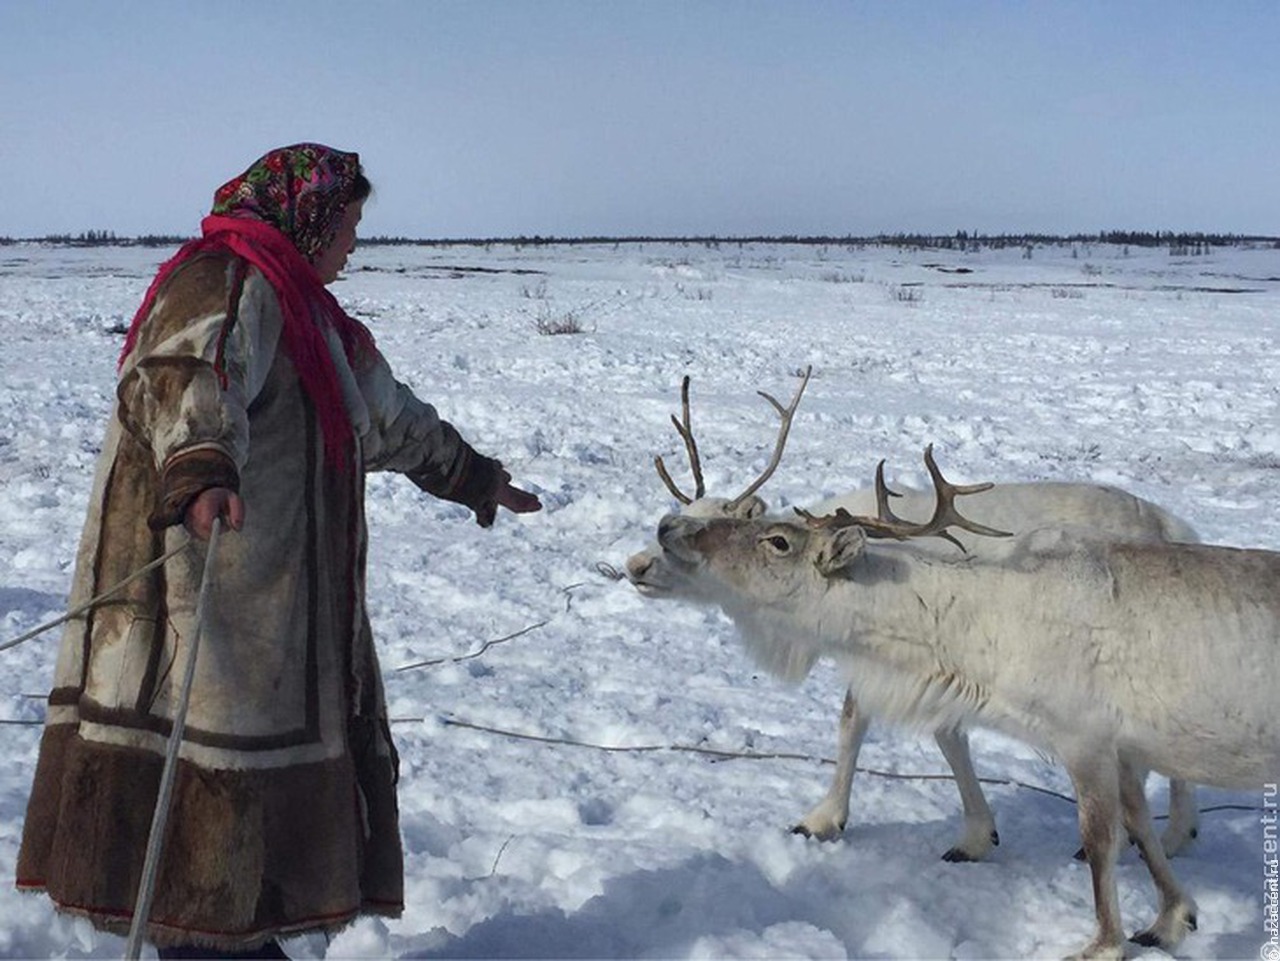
[934,726,999,862]
[1072,773,1200,862]
[793,687,868,841]
[1119,762,1197,950]
[1160,777,1199,857]
[1064,751,1126,961]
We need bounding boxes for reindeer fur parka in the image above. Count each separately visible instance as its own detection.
[16,252,500,950]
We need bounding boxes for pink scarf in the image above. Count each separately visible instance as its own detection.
[120,215,375,470]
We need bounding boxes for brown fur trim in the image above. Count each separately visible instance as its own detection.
[213,258,248,390]
[17,728,403,951]
[148,447,240,530]
[15,724,74,889]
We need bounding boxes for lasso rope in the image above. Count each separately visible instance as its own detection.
[0,539,193,654]
[417,715,1263,816]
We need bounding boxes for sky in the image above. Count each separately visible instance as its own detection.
[2,0,1278,240]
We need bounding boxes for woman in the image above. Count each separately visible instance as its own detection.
[15,143,541,957]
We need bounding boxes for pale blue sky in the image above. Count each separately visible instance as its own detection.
[2,1,1277,238]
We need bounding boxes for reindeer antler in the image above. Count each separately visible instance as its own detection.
[797,445,1012,551]
[724,366,813,512]
[654,367,812,508]
[654,375,705,505]
[873,459,906,524]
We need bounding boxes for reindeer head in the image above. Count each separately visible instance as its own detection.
[648,446,1011,606]
[626,367,812,596]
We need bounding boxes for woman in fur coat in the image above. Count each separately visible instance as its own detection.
[15,143,541,958]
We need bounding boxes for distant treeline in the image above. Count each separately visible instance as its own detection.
[0,230,190,247]
[363,230,1280,251]
[2,229,1277,250]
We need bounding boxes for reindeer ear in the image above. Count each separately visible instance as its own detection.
[814,525,867,576]
[740,495,768,519]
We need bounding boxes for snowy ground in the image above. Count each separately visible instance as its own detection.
[1,239,1278,959]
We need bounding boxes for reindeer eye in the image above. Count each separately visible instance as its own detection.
[762,534,792,554]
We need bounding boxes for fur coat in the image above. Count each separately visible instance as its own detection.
[16,251,498,949]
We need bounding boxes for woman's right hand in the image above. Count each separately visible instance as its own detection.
[184,487,246,540]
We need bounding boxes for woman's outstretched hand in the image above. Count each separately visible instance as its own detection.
[475,471,542,528]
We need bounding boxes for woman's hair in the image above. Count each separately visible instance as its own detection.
[350,170,373,204]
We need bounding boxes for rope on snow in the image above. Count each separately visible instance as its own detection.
[413,713,1265,817]
[0,539,193,654]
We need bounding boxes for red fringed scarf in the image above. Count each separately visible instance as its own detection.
[120,215,375,470]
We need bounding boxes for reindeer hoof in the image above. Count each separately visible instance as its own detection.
[1066,939,1125,960]
[1129,911,1197,950]
[790,819,845,842]
[941,829,998,863]
[1073,845,1087,862]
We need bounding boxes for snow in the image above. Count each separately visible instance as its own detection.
[1,239,1278,959]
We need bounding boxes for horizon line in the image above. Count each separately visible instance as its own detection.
[5,229,1278,248]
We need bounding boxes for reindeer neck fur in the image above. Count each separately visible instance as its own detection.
[723,543,1057,738]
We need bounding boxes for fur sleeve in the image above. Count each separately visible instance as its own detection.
[354,350,502,510]
[115,257,283,526]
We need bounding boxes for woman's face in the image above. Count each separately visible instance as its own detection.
[312,199,364,284]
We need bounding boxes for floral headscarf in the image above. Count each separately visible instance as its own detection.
[211,143,362,261]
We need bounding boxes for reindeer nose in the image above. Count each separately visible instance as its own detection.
[625,553,654,580]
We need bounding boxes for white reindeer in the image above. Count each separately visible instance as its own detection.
[649,446,1280,959]
[629,371,1200,862]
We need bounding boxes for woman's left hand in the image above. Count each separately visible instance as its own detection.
[475,471,542,527]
